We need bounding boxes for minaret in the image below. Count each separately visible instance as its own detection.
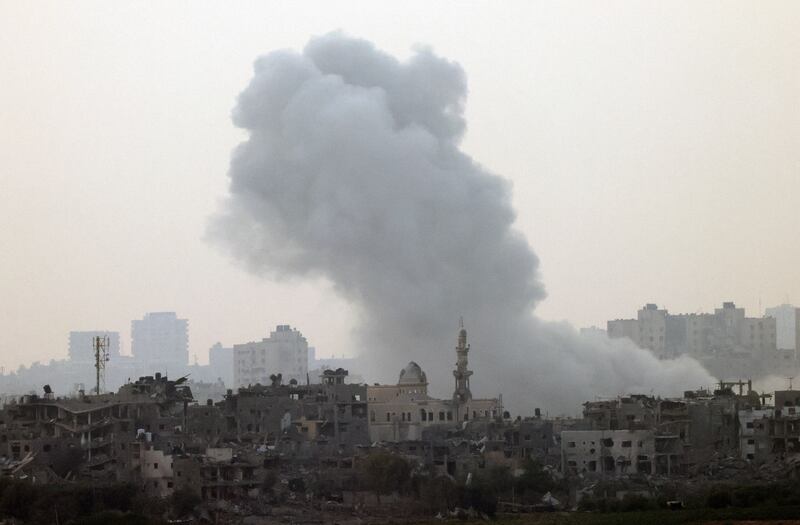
[453,317,473,403]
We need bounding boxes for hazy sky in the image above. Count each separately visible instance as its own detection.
[1,1,798,370]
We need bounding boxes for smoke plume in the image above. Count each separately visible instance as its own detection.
[210,32,714,413]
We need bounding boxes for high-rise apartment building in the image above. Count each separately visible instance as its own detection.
[233,325,308,387]
[608,302,780,378]
[765,304,800,351]
[208,342,234,386]
[131,312,188,370]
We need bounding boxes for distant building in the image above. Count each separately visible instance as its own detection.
[68,331,120,363]
[208,342,233,386]
[308,348,364,384]
[608,302,780,378]
[765,304,800,351]
[131,312,189,371]
[233,325,308,387]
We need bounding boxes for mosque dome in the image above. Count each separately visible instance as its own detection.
[398,361,427,385]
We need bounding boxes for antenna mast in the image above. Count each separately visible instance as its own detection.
[93,335,110,395]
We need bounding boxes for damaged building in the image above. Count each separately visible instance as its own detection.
[563,382,765,478]
[0,373,192,484]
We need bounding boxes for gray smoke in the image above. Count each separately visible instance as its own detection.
[210,32,714,413]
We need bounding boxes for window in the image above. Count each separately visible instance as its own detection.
[447,411,453,421]
[621,441,632,448]
[568,441,576,448]
[386,413,391,422]
[747,439,755,445]
[439,411,445,421]
[746,422,754,429]
[370,411,375,422]
[153,463,159,469]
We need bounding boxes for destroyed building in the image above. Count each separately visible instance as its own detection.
[197,368,369,453]
[562,382,766,478]
[0,373,192,484]
[562,429,658,476]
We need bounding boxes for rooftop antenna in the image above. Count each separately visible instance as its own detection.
[93,335,110,395]
[788,376,795,390]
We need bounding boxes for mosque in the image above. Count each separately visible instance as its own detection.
[366,321,503,442]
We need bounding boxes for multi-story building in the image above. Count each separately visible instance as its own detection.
[208,342,233,386]
[233,325,308,387]
[766,304,800,352]
[68,331,121,362]
[608,302,780,377]
[131,312,189,372]
[561,429,659,476]
[738,407,773,461]
[0,373,193,485]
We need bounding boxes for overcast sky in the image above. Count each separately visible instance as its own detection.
[1,1,798,369]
